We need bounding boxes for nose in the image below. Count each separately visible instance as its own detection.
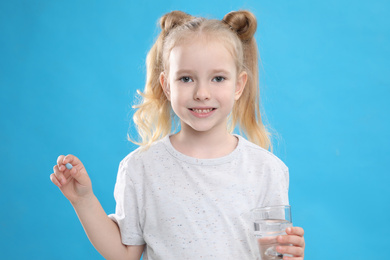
[194,81,211,101]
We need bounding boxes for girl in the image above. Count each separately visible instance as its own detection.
[51,10,305,260]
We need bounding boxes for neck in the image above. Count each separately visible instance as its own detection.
[170,127,238,159]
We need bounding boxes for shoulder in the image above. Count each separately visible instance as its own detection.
[236,135,288,173]
[119,136,169,169]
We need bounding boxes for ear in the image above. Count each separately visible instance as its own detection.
[234,71,247,100]
[160,72,171,101]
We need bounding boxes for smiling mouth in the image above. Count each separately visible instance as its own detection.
[189,108,216,113]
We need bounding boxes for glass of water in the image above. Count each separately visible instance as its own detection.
[251,205,293,260]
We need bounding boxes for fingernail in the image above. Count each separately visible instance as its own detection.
[277,236,284,242]
[286,227,291,233]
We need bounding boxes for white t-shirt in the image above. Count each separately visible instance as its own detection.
[109,135,289,259]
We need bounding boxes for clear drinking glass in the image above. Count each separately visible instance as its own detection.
[251,205,293,260]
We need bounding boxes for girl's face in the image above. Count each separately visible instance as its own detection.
[161,37,247,136]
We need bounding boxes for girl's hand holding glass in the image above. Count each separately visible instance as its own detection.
[252,206,305,260]
[276,226,305,259]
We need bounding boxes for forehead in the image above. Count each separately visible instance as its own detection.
[169,37,237,73]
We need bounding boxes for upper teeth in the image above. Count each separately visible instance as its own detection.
[193,108,213,113]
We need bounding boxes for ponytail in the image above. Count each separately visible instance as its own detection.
[131,11,193,147]
[223,11,271,150]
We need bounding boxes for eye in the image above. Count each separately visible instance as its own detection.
[212,76,225,82]
[180,76,193,83]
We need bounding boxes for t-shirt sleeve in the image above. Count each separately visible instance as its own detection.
[108,158,145,245]
[261,158,290,207]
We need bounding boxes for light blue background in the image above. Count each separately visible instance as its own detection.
[1,0,389,259]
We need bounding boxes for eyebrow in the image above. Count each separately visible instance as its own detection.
[174,69,193,75]
[174,69,231,75]
[211,69,231,75]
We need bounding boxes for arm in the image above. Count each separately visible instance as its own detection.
[50,155,144,260]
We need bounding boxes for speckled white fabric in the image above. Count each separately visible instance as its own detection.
[108,135,289,260]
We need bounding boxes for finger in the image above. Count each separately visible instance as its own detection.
[283,257,304,260]
[69,165,90,187]
[62,154,83,168]
[57,155,70,175]
[53,165,67,185]
[55,164,72,179]
[277,234,305,248]
[286,227,304,237]
[276,245,304,257]
[57,155,66,166]
[59,154,83,179]
[50,173,62,188]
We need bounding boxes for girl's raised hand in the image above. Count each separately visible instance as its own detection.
[276,226,305,260]
[50,154,93,205]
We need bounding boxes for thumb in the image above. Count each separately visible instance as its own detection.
[70,166,91,187]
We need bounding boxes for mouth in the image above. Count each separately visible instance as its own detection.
[189,108,216,114]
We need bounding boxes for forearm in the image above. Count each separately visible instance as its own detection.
[72,194,140,260]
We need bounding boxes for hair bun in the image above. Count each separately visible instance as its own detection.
[160,11,193,33]
[222,10,257,41]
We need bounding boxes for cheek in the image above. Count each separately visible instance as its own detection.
[218,88,237,104]
[169,88,186,109]
[169,87,179,101]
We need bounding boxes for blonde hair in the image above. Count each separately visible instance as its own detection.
[131,10,271,150]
